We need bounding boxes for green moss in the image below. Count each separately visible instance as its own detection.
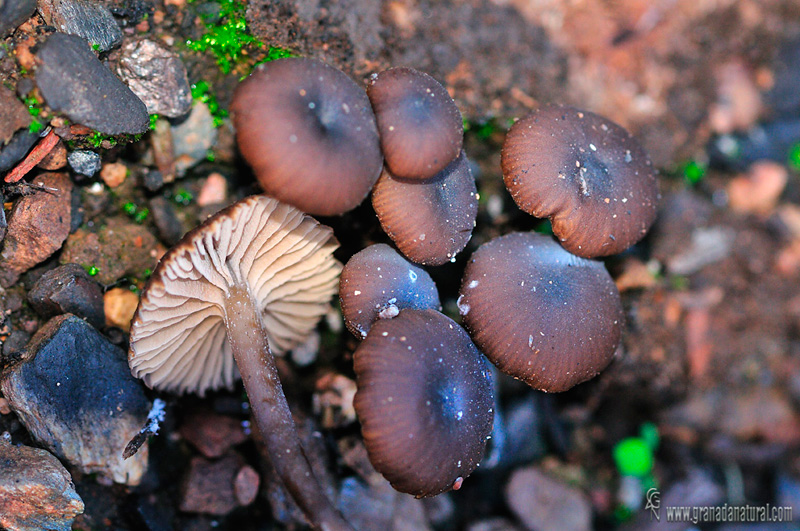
[85,265,100,277]
[681,159,707,185]
[191,80,227,128]
[186,0,261,74]
[22,94,44,135]
[88,131,118,148]
[122,202,150,224]
[172,188,194,206]
[788,142,800,172]
[149,113,160,130]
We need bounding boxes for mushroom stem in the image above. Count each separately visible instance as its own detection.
[225,285,353,531]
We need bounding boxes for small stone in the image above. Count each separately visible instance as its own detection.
[196,172,228,207]
[60,217,159,285]
[0,439,84,531]
[178,409,248,459]
[505,467,592,531]
[28,263,105,329]
[37,139,68,170]
[339,475,431,530]
[0,85,31,144]
[0,397,10,414]
[99,162,128,188]
[0,173,72,288]
[68,150,102,177]
[708,60,763,135]
[38,0,122,52]
[0,129,39,173]
[180,455,241,516]
[0,0,36,38]
[234,465,260,506]
[728,161,788,216]
[103,287,139,331]
[117,38,192,118]
[666,226,736,276]
[36,33,149,135]
[0,315,151,485]
[171,103,217,176]
[149,196,186,246]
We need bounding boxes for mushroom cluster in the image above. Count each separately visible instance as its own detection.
[129,56,659,528]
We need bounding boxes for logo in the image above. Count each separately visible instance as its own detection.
[645,487,661,521]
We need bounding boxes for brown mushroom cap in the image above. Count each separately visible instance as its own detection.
[458,232,623,393]
[128,195,341,395]
[231,58,383,216]
[367,67,463,181]
[372,151,478,266]
[501,104,658,257]
[354,309,494,497]
[339,244,440,339]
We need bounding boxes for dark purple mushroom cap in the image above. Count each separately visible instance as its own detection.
[372,151,478,266]
[501,104,658,257]
[458,232,623,393]
[354,309,494,497]
[231,58,383,216]
[339,244,440,339]
[367,67,463,180]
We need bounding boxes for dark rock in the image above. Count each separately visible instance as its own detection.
[178,409,248,459]
[0,129,38,173]
[0,173,72,288]
[60,216,159,285]
[0,85,31,144]
[505,467,592,531]
[149,195,186,246]
[0,439,84,531]
[39,0,123,52]
[117,38,192,118]
[710,119,800,171]
[2,330,30,363]
[0,314,151,485]
[142,169,164,191]
[180,454,242,516]
[67,149,102,176]
[35,33,149,135]
[28,263,105,329]
[0,0,36,38]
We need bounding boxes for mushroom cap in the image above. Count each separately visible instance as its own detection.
[339,244,441,339]
[372,151,478,266]
[501,104,658,257]
[458,232,623,393]
[353,309,494,497]
[231,58,383,216]
[128,195,342,395]
[367,67,463,180]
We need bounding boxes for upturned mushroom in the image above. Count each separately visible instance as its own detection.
[501,104,658,257]
[458,232,624,392]
[353,309,494,497]
[128,195,351,530]
[231,58,383,216]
